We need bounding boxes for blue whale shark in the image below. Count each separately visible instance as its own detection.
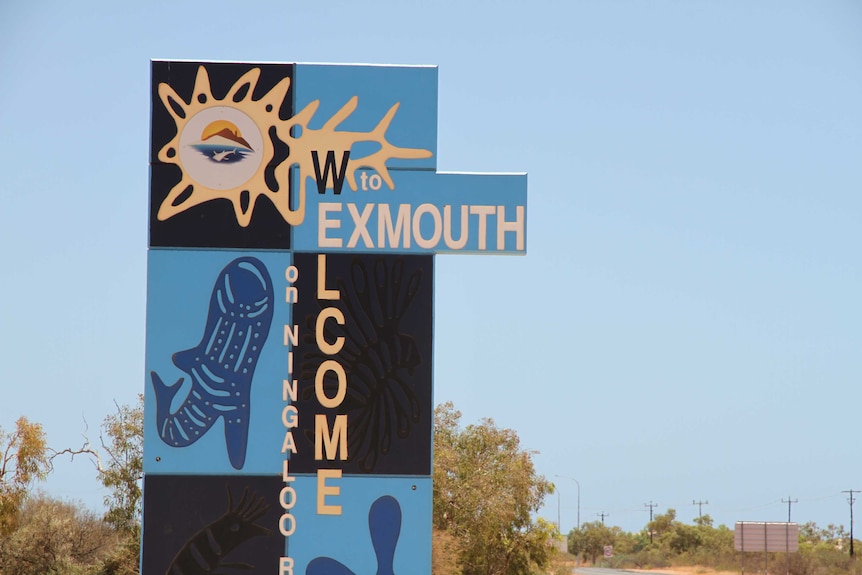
[151,257,273,469]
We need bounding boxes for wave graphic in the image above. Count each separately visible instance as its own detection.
[191,143,253,163]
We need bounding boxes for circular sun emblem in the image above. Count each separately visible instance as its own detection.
[178,106,263,191]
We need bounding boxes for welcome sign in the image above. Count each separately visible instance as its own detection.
[143,60,527,574]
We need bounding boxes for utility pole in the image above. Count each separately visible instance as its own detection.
[843,489,858,558]
[597,511,609,524]
[645,501,657,522]
[645,501,657,543]
[692,499,709,519]
[781,496,798,522]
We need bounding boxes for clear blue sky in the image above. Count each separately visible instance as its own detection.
[1,1,860,535]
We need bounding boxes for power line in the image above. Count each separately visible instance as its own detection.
[781,496,798,522]
[731,499,783,512]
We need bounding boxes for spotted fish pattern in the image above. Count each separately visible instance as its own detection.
[151,257,273,469]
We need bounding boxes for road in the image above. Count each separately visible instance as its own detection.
[573,569,680,575]
[574,569,633,575]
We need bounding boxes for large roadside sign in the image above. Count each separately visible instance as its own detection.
[734,522,799,552]
[143,60,527,574]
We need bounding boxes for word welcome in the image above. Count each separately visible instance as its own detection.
[279,255,348,575]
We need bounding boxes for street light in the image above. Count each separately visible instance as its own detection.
[555,475,580,529]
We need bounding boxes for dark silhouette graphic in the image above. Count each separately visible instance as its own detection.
[306,496,402,575]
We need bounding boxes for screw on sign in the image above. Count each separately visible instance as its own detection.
[603,545,614,558]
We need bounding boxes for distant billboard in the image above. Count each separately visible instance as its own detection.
[734,522,799,553]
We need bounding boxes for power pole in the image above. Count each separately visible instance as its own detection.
[781,496,798,522]
[843,490,858,558]
[645,501,657,522]
[645,501,657,543]
[597,511,609,525]
[692,499,709,519]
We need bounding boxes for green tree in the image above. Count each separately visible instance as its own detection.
[0,417,50,536]
[432,527,462,575]
[57,396,143,534]
[668,523,701,554]
[56,396,143,574]
[693,515,733,557]
[647,508,677,545]
[433,402,555,575]
[569,520,618,564]
[0,494,116,575]
[96,396,143,575]
[99,395,143,534]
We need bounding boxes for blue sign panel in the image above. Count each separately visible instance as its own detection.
[145,59,527,574]
[293,169,527,254]
[144,250,292,475]
[287,476,432,575]
[293,63,437,171]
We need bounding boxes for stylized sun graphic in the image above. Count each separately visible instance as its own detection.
[158,68,286,225]
[157,65,433,227]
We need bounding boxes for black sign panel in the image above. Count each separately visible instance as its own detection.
[141,475,284,574]
[150,61,295,249]
[288,253,434,475]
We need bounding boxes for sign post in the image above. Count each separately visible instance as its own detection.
[143,61,527,574]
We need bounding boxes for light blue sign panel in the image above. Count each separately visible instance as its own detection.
[286,476,431,575]
[293,64,437,172]
[144,249,292,475]
[293,169,527,254]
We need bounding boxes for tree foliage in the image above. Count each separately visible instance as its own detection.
[566,509,862,575]
[648,508,677,543]
[55,395,144,535]
[432,527,463,575]
[0,494,117,575]
[433,402,555,575]
[99,395,143,534]
[568,520,620,563]
[0,417,50,536]
[51,396,144,574]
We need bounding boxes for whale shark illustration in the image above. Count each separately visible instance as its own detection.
[151,257,273,469]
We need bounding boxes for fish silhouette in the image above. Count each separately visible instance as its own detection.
[151,257,273,469]
[211,148,237,162]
